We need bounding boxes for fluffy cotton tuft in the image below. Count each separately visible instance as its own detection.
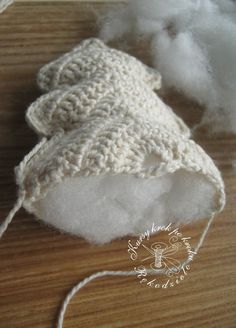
[34,171,216,244]
[99,0,236,133]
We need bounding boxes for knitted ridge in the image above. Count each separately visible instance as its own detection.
[15,38,225,216]
[27,39,189,137]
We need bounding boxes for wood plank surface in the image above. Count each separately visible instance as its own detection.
[0,2,235,328]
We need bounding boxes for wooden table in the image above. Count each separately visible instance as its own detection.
[0,2,235,327]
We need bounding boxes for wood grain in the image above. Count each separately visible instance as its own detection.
[0,2,235,328]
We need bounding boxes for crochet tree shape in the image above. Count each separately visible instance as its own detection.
[11,38,225,244]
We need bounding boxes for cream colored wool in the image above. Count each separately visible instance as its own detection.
[1,38,223,244]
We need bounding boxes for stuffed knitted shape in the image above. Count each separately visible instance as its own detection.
[14,38,225,244]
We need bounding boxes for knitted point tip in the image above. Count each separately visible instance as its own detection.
[14,38,225,244]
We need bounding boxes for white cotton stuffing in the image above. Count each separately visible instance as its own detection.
[99,0,236,133]
[34,170,216,244]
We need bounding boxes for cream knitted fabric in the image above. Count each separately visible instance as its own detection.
[9,38,225,243]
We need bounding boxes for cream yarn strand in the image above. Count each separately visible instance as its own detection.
[0,138,47,239]
[57,212,216,328]
[0,0,14,13]
[0,192,25,239]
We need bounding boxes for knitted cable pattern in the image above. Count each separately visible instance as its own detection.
[14,38,225,216]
